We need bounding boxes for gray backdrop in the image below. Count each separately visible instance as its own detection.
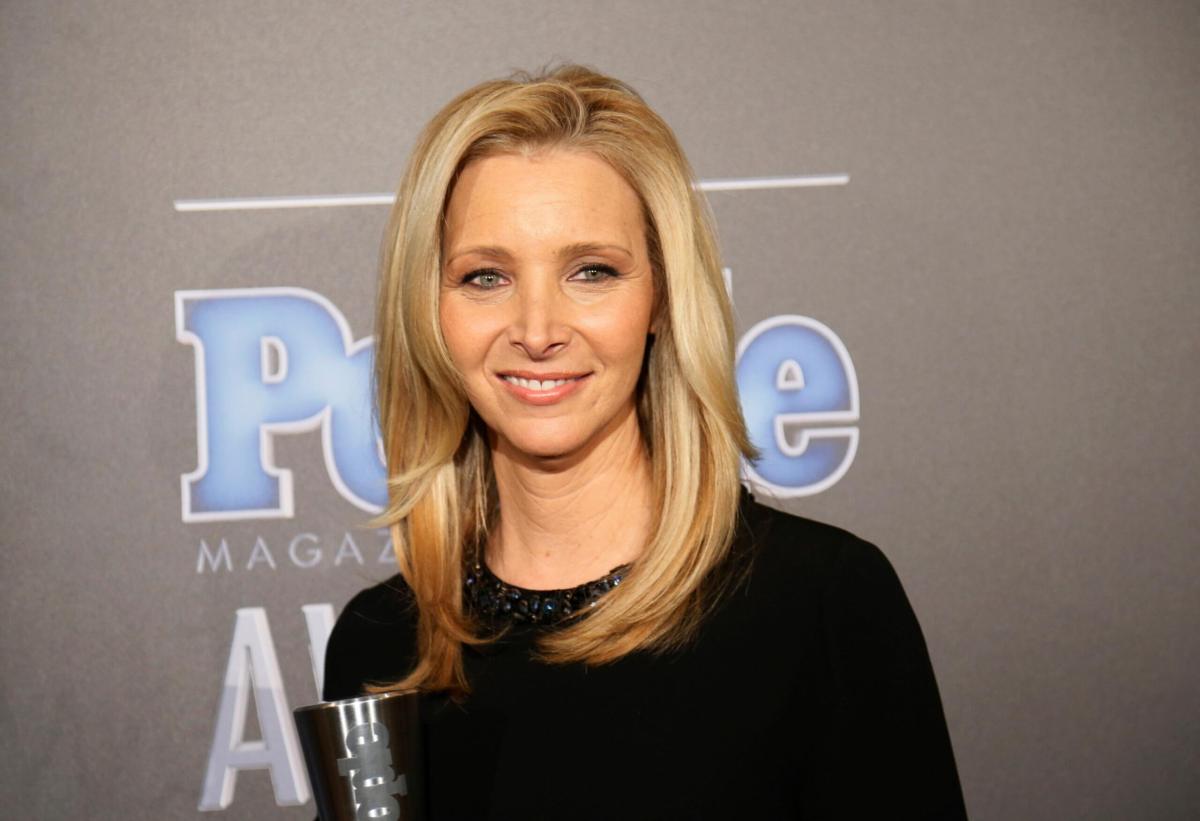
[2,1,1197,818]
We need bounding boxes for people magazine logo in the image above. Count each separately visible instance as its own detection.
[174,282,858,529]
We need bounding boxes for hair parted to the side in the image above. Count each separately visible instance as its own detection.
[366,64,759,698]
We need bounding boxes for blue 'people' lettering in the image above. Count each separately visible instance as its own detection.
[736,315,859,496]
[175,288,385,521]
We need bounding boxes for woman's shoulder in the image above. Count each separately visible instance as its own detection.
[336,573,416,626]
[736,484,901,594]
[729,485,930,642]
[322,574,418,701]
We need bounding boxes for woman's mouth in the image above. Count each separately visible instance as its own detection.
[495,371,591,405]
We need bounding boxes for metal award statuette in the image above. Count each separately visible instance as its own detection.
[294,691,425,820]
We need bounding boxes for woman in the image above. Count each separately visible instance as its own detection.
[324,64,968,819]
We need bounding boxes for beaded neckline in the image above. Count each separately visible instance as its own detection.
[464,560,629,627]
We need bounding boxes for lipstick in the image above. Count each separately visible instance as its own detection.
[495,370,591,406]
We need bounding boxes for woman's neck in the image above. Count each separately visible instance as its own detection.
[486,404,654,590]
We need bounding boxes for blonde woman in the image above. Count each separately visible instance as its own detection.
[324,65,967,819]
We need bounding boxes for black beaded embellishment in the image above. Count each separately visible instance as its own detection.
[464,561,629,627]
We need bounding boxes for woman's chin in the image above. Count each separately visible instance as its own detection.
[495,427,593,464]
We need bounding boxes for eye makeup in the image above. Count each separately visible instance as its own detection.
[568,263,621,282]
[456,263,623,290]
[459,268,506,288]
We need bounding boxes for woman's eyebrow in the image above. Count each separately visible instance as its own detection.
[444,245,514,265]
[445,242,633,265]
[555,242,633,261]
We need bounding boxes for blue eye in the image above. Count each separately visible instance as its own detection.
[572,264,619,282]
[463,269,506,289]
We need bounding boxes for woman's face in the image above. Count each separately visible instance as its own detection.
[439,148,657,462]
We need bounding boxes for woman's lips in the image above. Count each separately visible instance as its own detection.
[495,372,592,405]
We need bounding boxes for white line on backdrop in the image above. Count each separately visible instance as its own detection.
[172,174,851,212]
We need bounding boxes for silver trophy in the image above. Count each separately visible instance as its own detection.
[293,691,425,820]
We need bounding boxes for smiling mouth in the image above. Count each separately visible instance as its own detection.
[500,374,586,391]
[493,371,593,405]
[496,371,591,390]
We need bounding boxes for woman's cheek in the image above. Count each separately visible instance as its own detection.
[599,306,653,362]
[441,302,489,369]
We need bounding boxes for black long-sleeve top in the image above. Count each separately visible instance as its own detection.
[323,488,968,819]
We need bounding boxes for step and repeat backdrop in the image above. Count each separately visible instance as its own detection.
[2,2,1197,819]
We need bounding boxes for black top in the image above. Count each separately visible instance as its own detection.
[323,488,968,819]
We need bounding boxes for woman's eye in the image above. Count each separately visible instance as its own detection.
[571,264,619,283]
[463,269,506,289]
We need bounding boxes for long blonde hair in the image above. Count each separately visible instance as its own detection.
[368,64,758,696]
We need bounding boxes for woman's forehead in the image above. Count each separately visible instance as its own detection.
[442,150,647,261]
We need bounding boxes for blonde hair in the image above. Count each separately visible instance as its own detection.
[368,64,758,696]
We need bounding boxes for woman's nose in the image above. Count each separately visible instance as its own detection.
[508,277,568,358]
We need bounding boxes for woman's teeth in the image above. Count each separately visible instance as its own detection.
[502,376,580,391]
